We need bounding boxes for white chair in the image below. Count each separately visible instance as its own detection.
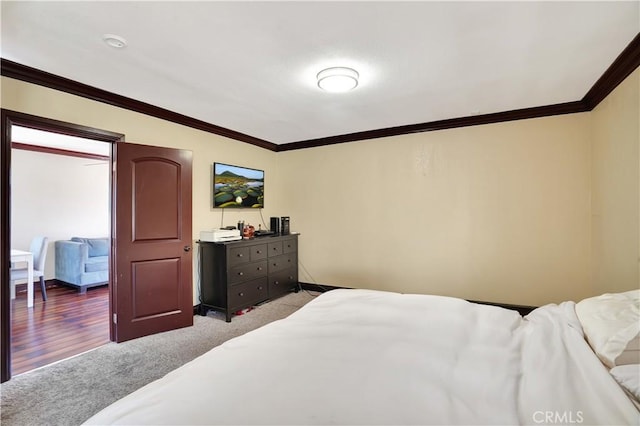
[10,236,49,302]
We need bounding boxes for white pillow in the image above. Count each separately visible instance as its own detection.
[610,364,640,401]
[575,289,640,368]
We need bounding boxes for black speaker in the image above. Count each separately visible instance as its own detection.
[281,216,290,235]
[270,217,280,234]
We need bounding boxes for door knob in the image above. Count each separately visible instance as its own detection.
[184,246,191,252]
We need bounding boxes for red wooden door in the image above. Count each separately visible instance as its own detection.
[113,143,193,342]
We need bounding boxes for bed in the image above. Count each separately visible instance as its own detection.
[85,288,640,425]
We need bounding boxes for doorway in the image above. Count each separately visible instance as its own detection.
[2,110,194,382]
[1,110,125,381]
[10,125,113,374]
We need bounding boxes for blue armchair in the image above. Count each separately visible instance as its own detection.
[55,237,109,293]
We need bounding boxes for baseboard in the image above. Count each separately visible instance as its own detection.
[12,278,59,293]
[48,279,63,287]
[299,282,345,293]
[299,282,536,315]
[193,304,201,315]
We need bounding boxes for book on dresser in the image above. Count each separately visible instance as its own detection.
[197,234,299,322]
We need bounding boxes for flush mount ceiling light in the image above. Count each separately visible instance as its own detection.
[102,34,127,49]
[317,67,359,93]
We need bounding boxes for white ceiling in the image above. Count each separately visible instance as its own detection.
[1,1,638,145]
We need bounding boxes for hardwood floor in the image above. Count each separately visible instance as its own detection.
[10,284,110,376]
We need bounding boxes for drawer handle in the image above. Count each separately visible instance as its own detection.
[289,276,294,280]
[239,292,244,297]
[273,263,277,267]
[258,286,263,290]
[237,253,243,258]
[257,267,263,271]
[272,247,277,251]
[256,250,262,254]
[274,281,279,285]
[238,272,244,276]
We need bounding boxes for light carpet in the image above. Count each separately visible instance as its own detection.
[1,291,315,426]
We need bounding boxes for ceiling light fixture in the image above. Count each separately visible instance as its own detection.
[102,34,127,49]
[317,67,359,93]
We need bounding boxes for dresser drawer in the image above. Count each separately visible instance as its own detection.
[269,269,298,298]
[268,253,296,274]
[228,278,268,309]
[228,260,268,285]
[268,241,283,257]
[283,238,297,254]
[251,244,268,261]
[228,246,251,267]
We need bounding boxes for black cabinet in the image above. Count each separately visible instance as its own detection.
[198,234,299,322]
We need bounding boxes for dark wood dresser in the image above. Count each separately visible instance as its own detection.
[197,234,299,321]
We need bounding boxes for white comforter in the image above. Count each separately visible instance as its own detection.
[85,289,639,425]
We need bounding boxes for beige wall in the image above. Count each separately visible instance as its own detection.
[591,68,640,295]
[2,69,639,307]
[11,149,110,280]
[2,77,282,304]
[280,115,592,306]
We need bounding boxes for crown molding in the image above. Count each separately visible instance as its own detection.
[277,101,588,151]
[2,32,638,152]
[583,32,640,109]
[0,59,278,152]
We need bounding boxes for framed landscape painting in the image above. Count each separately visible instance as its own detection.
[213,163,264,208]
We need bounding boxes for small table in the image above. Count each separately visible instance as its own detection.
[10,249,34,308]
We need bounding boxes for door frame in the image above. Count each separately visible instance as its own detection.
[1,109,124,382]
